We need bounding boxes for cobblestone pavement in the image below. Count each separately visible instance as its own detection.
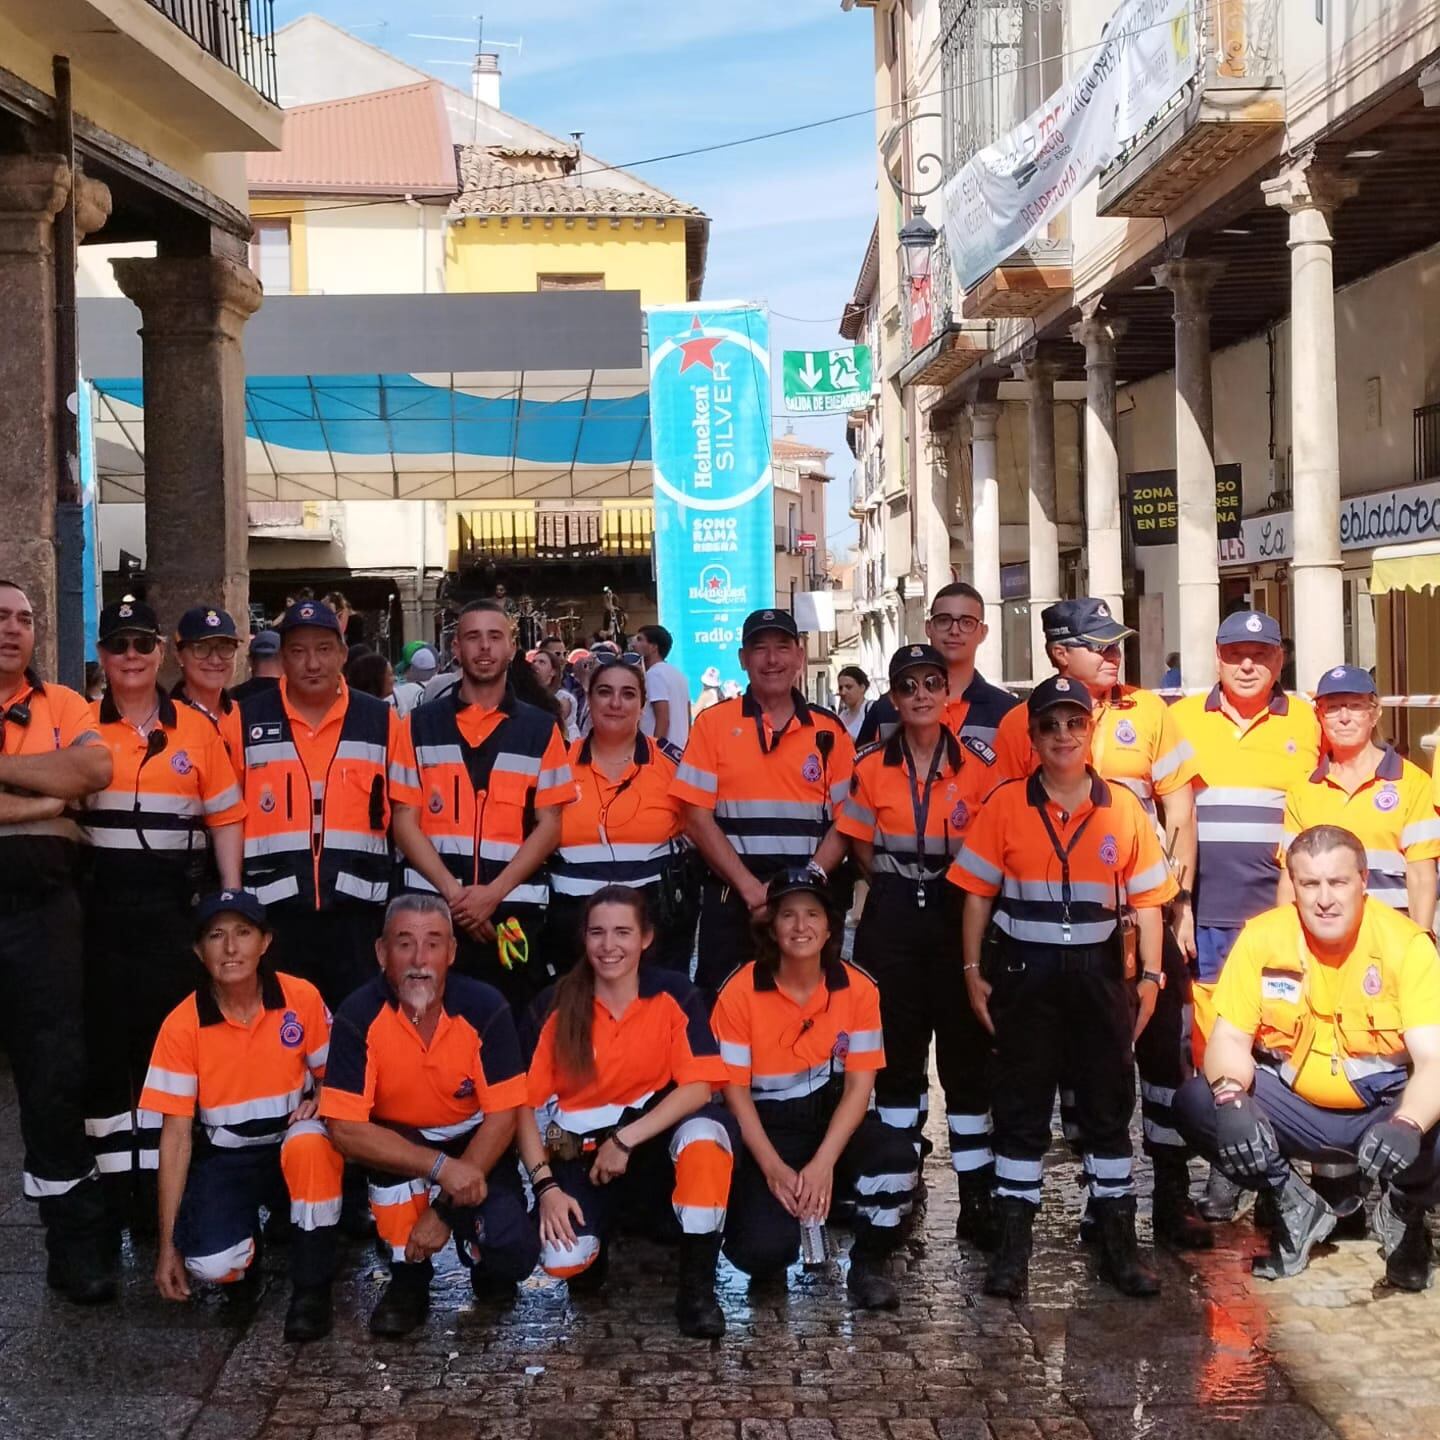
[1,1069,1437,1440]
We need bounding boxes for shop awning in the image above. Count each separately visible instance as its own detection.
[1370,540,1440,595]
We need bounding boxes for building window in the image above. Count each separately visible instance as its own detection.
[537,274,606,291]
[250,219,292,295]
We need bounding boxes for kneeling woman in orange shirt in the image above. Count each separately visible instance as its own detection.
[713,868,918,1309]
[518,885,737,1337]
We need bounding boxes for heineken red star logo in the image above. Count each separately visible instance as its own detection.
[677,316,723,373]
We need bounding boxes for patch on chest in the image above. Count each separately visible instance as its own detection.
[248,721,284,743]
[1261,972,1303,1004]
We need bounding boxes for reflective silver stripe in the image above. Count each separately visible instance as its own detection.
[203,785,242,816]
[244,832,310,857]
[1086,1154,1132,1179]
[254,875,302,905]
[492,753,542,779]
[953,848,1001,886]
[1369,888,1409,909]
[290,1197,342,1232]
[715,799,823,821]
[207,1128,285,1150]
[478,839,520,862]
[200,1089,304,1128]
[726,836,815,856]
[306,1043,329,1070]
[853,1171,914,1196]
[87,791,201,815]
[370,1177,429,1207]
[557,842,670,866]
[1279,831,1296,852]
[1342,1054,1408,1081]
[143,1067,197,1099]
[419,1116,483,1142]
[847,1028,883,1052]
[554,1098,643,1132]
[86,830,199,851]
[829,779,849,806]
[675,762,718,795]
[1196,787,1285,808]
[1128,859,1172,895]
[1139,1081,1175,1106]
[877,1105,919,1129]
[1403,818,1440,847]
[184,1237,254,1282]
[537,765,573,792]
[719,1040,751,1068]
[23,1168,96,1198]
[325,829,389,855]
[541,1233,601,1274]
[336,740,387,766]
[334,872,388,904]
[752,1060,833,1102]
[674,1202,727,1235]
[389,763,420,790]
[993,914,1115,945]
[506,882,549,905]
[994,1156,1043,1180]
[245,742,296,766]
[403,868,439,893]
[948,1112,992,1135]
[1150,739,1194,782]
[842,797,876,829]
[669,1116,733,1158]
[415,744,465,769]
[429,834,476,856]
[1198,822,1285,844]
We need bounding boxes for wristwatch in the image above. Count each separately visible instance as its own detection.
[1137,970,1165,990]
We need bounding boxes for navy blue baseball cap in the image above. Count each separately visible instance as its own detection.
[98,599,160,640]
[248,629,281,659]
[1027,674,1095,717]
[741,608,800,643]
[888,643,948,683]
[766,866,834,909]
[175,605,239,645]
[193,889,271,936]
[1314,664,1377,698]
[1216,610,1283,647]
[276,599,344,636]
[1042,597,1133,647]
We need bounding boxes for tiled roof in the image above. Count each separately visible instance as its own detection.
[774,433,833,464]
[452,146,707,219]
[247,81,457,195]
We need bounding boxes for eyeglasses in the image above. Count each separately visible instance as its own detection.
[1035,714,1092,736]
[929,612,982,634]
[893,672,947,698]
[183,639,239,660]
[99,634,159,656]
[593,652,644,672]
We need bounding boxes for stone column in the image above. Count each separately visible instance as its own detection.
[967,401,1004,679]
[0,156,110,674]
[1070,300,1128,623]
[1263,153,1358,691]
[113,238,262,635]
[1154,258,1225,690]
[1016,347,1062,683]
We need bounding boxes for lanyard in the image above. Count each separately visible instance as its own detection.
[1034,790,1097,943]
[900,736,946,907]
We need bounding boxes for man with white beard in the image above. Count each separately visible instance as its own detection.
[321,895,539,1337]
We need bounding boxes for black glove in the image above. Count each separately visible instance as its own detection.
[1214,1090,1276,1179]
[1357,1117,1424,1184]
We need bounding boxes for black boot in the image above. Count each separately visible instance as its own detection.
[983,1199,1035,1299]
[675,1235,725,1339]
[369,1260,431,1337]
[1310,1169,1367,1240]
[1251,1171,1335,1280]
[847,1222,899,1310]
[1093,1196,1161,1297]
[45,1232,118,1306]
[954,1174,998,1251]
[1198,1165,1245,1222]
[1151,1153,1213,1251]
[469,1263,519,1304]
[284,1283,334,1343]
[1379,1191,1432,1292]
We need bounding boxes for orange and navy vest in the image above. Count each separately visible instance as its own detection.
[403,687,559,904]
[238,686,392,911]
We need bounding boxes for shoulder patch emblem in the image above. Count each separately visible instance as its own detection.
[170,750,193,776]
[962,735,998,766]
[1098,834,1119,867]
[951,800,970,830]
[279,1011,304,1048]
[454,1076,476,1100]
[831,1031,850,1062]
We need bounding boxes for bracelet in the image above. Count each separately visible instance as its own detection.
[608,1131,633,1156]
[963,962,981,973]
[1210,1076,1246,1100]
[532,1176,560,1200]
[806,860,829,884]
[427,1152,447,1186]
[1393,1115,1424,1133]
[527,1160,552,1183]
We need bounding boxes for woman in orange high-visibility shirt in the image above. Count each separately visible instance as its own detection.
[518,885,736,1338]
[542,655,694,975]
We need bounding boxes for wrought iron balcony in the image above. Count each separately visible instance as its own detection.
[1097,0,1283,218]
[150,0,279,103]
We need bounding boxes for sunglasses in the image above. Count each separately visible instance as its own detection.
[183,639,239,660]
[1035,713,1092,736]
[99,634,159,656]
[893,672,947,698]
[593,653,644,672]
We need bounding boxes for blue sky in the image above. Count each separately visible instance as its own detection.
[275,0,879,553]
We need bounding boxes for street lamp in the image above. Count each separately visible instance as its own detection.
[898,209,938,283]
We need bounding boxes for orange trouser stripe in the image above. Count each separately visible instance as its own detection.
[671,1138,733,1213]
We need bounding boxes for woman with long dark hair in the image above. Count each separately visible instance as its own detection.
[517,886,736,1337]
[542,655,694,974]
[712,868,916,1309]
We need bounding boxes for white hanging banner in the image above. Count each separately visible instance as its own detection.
[942,0,1197,292]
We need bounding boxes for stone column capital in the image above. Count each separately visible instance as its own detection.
[1070,298,1127,364]
[0,154,70,225]
[1153,258,1226,314]
[73,171,113,242]
[1012,342,1064,386]
[1262,150,1358,218]
[967,400,1002,438]
[112,254,263,341]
